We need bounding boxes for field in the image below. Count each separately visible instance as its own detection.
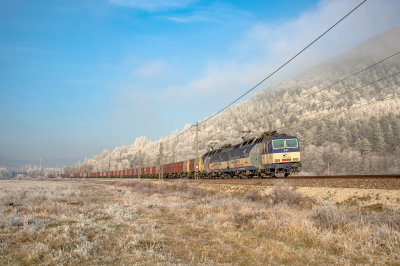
[1,178,399,265]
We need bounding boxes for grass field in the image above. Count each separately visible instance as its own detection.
[1,178,399,265]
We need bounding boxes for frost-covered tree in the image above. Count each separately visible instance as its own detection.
[0,167,11,179]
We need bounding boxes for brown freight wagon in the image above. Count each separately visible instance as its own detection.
[162,164,168,175]
[189,159,195,173]
[172,163,177,174]
[178,161,183,174]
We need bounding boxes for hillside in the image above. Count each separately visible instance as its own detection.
[25,26,400,176]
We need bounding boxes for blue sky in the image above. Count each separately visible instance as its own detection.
[1,0,399,168]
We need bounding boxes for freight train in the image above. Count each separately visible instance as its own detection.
[47,131,301,179]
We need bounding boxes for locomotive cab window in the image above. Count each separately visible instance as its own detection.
[220,153,226,162]
[272,139,285,149]
[240,150,249,158]
[286,139,298,148]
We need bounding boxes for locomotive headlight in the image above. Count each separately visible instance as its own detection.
[293,158,299,162]
[274,159,280,163]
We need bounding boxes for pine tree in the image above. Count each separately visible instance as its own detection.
[339,126,348,147]
[361,138,372,156]
[351,126,360,147]
[385,124,395,154]
[346,129,353,147]
[372,124,385,154]
[354,138,362,153]
[300,130,313,150]
[392,121,400,148]
[317,124,328,146]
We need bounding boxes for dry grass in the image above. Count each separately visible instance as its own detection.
[1,179,399,265]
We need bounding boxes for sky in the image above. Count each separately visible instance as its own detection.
[1,0,400,169]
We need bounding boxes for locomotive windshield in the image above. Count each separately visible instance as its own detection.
[272,140,285,149]
[285,139,298,148]
[272,139,298,149]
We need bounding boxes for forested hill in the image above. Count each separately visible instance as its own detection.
[29,26,400,176]
[242,26,400,175]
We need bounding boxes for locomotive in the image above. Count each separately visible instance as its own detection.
[201,131,301,178]
[48,131,301,179]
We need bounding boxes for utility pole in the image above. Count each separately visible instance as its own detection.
[138,149,141,180]
[195,121,199,182]
[159,142,163,181]
[328,162,330,176]
[108,160,110,178]
[119,152,122,178]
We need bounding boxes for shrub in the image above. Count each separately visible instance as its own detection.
[268,180,303,205]
[157,182,168,194]
[170,180,189,192]
[243,188,263,202]
[311,201,350,230]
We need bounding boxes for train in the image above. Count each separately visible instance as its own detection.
[47,131,301,179]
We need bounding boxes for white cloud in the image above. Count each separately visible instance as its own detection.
[111,0,400,123]
[161,1,252,23]
[108,0,195,11]
[236,0,400,67]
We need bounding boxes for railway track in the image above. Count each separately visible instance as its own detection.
[129,175,400,190]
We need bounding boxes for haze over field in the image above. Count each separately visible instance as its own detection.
[1,0,400,173]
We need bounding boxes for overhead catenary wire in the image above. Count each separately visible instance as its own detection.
[287,51,400,107]
[198,131,224,144]
[293,71,400,116]
[277,89,400,132]
[157,0,367,146]
[291,80,400,126]
[241,52,400,134]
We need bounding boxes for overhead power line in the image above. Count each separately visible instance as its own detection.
[288,51,400,108]
[278,89,400,132]
[294,71,400,115]
[244,51,400,134]
[198,132,224,144]
[296,80,400,125]
[159,0,367,146]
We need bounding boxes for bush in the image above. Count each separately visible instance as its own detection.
[243,188,263,202]
[170,180,189,192]
[311,201,350,230]
[268,180,303,205]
